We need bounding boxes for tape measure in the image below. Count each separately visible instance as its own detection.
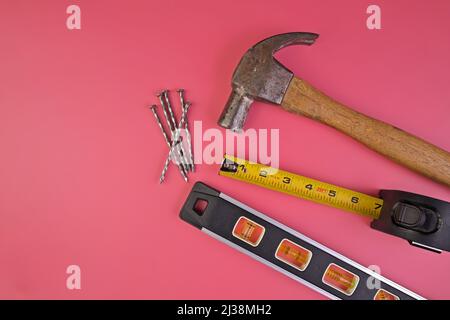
[180,182,424,300]
[219,155,384,219]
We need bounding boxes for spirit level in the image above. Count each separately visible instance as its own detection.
[219,155,450,253]
[180,182,424,300]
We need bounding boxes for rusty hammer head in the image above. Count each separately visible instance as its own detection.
[218,32,319,132]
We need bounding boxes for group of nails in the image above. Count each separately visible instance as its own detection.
[148,89,194,183]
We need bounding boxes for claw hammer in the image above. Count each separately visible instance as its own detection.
[218,33,450,187]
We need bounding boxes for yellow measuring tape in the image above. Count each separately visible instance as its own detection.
[219,155,384,219]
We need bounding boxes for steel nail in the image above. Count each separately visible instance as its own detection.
[149,105,188,182]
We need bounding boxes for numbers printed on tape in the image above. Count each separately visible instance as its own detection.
[219,155,383,219]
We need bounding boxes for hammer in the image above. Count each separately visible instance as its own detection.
[218,32,450,187]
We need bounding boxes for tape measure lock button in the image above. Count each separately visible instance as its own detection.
[392,202,440,234]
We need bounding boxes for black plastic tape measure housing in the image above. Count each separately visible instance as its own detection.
[372,190,450,253]
[180,182,422,300]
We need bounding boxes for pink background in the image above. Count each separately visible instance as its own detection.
[1,0,449,299]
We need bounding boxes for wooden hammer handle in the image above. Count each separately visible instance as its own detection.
[282,76,450,187]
